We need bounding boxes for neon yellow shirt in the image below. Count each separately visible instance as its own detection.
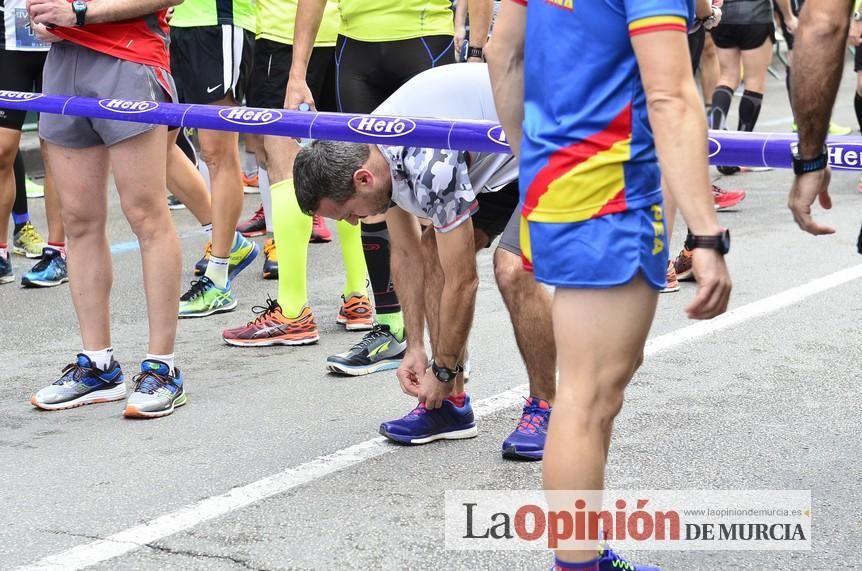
[256,0,340,46]
[170,0,256,33]
[338,0,454,42]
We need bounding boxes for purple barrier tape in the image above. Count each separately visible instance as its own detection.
[2,90,860,170]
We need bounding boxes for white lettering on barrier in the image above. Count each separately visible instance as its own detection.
[827,144,862,170]
[97,99,159,113]
[347,116,416,138]
[487,125,509,148]
[219,107,283,126]
[0,90,44,102]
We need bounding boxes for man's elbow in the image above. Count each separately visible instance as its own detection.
[485,37,522,70]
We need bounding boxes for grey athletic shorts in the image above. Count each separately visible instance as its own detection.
[40,42,177,148]
[497,207,520,256]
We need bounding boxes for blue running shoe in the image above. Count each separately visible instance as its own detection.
[192,234,260,280]
[502,397,551,461]
[31,354,125,410]
[552,547,660,571]
[124,360,187,419]
[0,251,13,284]
[21,247,69,288]
[379,395,478,444]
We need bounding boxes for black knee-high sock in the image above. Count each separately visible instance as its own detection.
[12,151,29,233]
[737,90,763,132]
[708,85,734,130]
[361,221,401,315]
[855,92,862,132]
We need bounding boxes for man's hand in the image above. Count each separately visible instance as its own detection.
[396,348,428,398]
[28,0,75,27]
[455,25,466,61]
[31,21,60,41]
[788,168,835,235]
[284,77,316,111]
[417,368,453,410]
[686,249,732,320]
[784,14,799,34]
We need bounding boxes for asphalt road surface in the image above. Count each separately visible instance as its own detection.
[2,57,861,570]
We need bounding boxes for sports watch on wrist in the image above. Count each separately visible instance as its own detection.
[72,0,87,26]
[792,145,829,175]
[684,228,731,255]
[466,46,484,60]
[431,360,463,383]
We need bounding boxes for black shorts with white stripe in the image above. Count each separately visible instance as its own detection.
[170,25,254,105]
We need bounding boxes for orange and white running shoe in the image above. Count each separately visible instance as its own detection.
[336,293,374,331]
[223,297,319,346]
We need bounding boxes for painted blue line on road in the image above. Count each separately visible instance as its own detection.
[109,228,205,255]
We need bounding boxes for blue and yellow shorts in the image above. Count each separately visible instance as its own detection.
[521,203,669,290]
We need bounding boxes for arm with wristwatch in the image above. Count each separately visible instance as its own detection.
[28,0,181,28]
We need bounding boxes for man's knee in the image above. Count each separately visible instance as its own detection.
[198,132,237,169]
[494,247,529,295]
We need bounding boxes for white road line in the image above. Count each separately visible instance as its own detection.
[18,263,862,570]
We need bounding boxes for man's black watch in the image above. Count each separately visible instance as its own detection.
[466,46,484,60]
[431,360,463,383]
[685,228,731,255]
[72,0,87,26]
[792,145,828,176]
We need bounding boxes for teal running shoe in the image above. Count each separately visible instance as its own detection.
[178,276,237,318]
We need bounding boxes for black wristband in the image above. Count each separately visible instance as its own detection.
[466,46,484,60]
[792,145,828,175]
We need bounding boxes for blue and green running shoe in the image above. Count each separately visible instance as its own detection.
[21,247,68,288]
[124,360,187,418]
[31,354,125,410]
[193,233,260,279]
[178,276,237,318]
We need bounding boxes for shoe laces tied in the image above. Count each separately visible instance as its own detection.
[180,277,213,302]
[264,240,277,261]
[18,222,42,244]
[132,371,175,395]
[350,324,391,351]
[251,205,265,222]
[248,296,281,325]
[55,362,98,385]
[516,398,548,434]
[408,402,428,416]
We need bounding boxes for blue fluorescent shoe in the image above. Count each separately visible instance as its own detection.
[31,354,126,410]
[502,397,551,461]
[0,251,13,284]
[379,395,478,445]
[552,547,660,571]
[124,360,187,419]
[21,247,69,288]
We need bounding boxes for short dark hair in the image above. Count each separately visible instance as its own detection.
[293,140,371,216]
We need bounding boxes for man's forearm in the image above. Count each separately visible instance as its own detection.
[432,273,478,367]
[774,0,794,19]
[87,0,180,24]
[485,1,525,156]
[289,0,327,81]
[793,1,852,157]
[391,244,426,351]
[467,0,492,50]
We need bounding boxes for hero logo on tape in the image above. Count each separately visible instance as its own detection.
[487,125,509,148]
[827,143,862,170]
[707,137,721,158]
[0,90,44,102]
[348,116,416,138]
[219,107,283,126]
[98,99,160,113]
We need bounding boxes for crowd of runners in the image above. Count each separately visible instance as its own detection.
[1,0,858,568]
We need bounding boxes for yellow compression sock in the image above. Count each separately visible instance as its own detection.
[271,179,313,317]
[336,220,368,298]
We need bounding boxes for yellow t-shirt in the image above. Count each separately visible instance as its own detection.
[170,0,256,33]
[256,0,340,46]
[338,0,454,42]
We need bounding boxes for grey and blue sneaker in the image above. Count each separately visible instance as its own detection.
[0,252,13,284]
[326,324,407,376]
[31,354,126,410]
[21,247,69,288]
[124,360,187,419]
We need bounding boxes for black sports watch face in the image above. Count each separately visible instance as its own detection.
[72,0,87,26]
[431,361,462,383]
[685,229,731,255]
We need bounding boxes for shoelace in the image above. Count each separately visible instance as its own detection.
[180,277,213,302]
[250,206,265,223]
[408,402,428,416]
[18,223,41,244]
[54,362,99,386]
[248,296,281,325]
[516,398,549,434]
[29,251,57,273]
[350,325,390,351]
[132,371,174,395]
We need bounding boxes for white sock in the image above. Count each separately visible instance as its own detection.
[259,167,273,234]
[145,353,175,376]
[242,149,258,178]
[83,347,114,370]
[204,255,229,288]
[201,223,213,235]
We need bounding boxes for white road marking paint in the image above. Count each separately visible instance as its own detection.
[19,263,862,570]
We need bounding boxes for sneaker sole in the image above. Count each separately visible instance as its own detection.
[336,315,374,331]
[167,204,187,211]
[0,274,15,284]
[12,246,44,259]
[660,284,680,293]
[243,187,260,194]
[21,277,69,288]
[31,384,127,411]
[380,424,478,445]
[502,446,543,461]
[124,392,188,419]
[326,359,402,376]
[309,235,332,244]
[676,270,695,282]
[227,242,260,281]
[223,334,319,347]
[179,299,239,318]
[238,229,266,238]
